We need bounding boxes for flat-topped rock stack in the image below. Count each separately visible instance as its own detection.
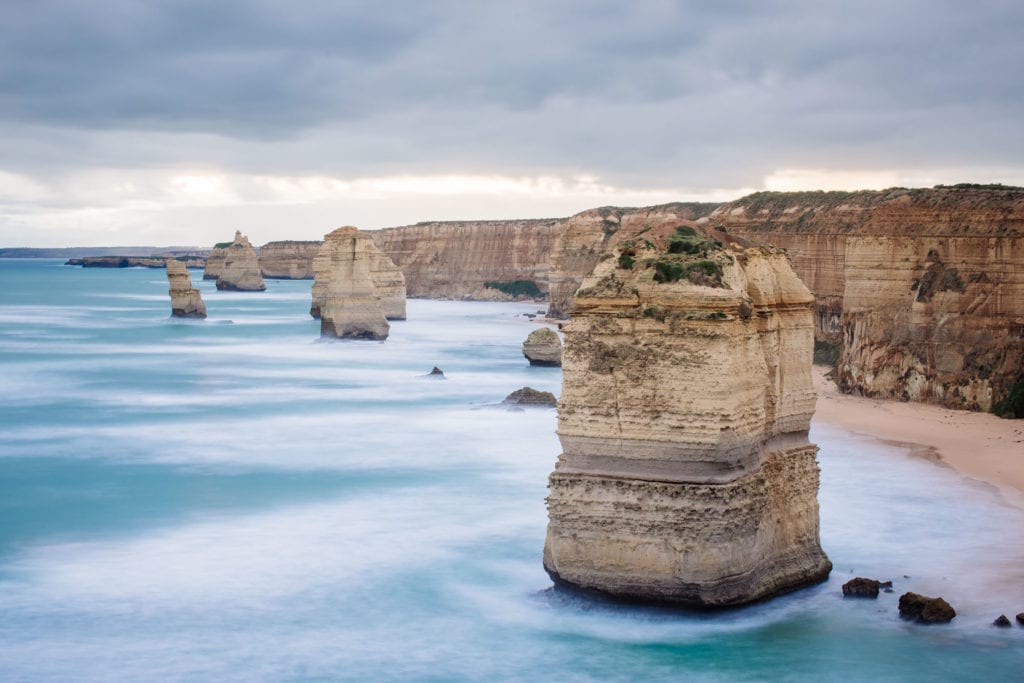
[311,228,406,322]
[312,227,395,340]
[543,226,832,607]
[166,259,206,318]
[216,231,266,291]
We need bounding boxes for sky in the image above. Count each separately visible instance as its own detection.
[2,1,1023,247]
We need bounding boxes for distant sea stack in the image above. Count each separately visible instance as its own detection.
[166,259,206,318]
[203,243,228,280]
[522,327,562,366]
[710,185,1024,415]
[216,231,266,291]
[312,227,392,340]
[311,228,406,321]
[543,226,831,607]
[258,241,321,279]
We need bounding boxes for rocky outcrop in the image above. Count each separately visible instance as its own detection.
[371,219,560,300]
[710,186,1024,414]
[215,232,266,291]
[312,227,391,340]
[68,256,206,269]
[543,228,831,607]
[311,230,406,321]
[503,387,558,407]
[203,243,229,280]
[522,328,562,366]
[166,259,206,318]
[258,241,321,279]
[546,203,721,318]
[842,577,892,598]
[898,592,956,623]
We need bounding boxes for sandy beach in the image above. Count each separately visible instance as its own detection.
[812,366,1024,505]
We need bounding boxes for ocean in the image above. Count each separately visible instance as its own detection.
[1,258,1022,682]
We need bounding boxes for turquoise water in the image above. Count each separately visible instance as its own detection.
[1,258,1022,682]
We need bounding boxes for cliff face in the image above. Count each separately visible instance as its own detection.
[311,231,406,321]
[711,186,1024,413]
[166,259,206,318]
[312,227,391,340]
[546,203,720,318]
[544,229,831,606]
[216,231,266,291]
[203,245,228,280]
[68,256,206,269]
[370,219,560,299]
[258,241,321,279]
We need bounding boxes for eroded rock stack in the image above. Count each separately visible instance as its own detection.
[216,231,266,291]
[203,243,229,280]
[311,231,406,321]
[543,228,832,606]
[312,227,391,340]
[522,327,562,366]
[166,259,206,318]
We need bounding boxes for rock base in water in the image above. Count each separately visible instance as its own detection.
[898,592,956,623]
[993,615,1012,627]
[522,328,562,366]
[166,259,206,319]
[504,387,557,407]
[842,577,892,598]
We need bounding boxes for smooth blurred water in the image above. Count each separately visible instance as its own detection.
[1,258,1022,682]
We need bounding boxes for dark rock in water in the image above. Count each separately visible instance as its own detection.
[423,366,446,379]
[1017,612,1024,626]
[898,592,956,624]
[503,387,557,407]
[993,615,1012,627]
[842,577,892,598]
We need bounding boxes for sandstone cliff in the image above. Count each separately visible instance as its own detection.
[370,219,560,300]
[216,231,266,291]
[312,227,391,340]
[68,256,206,269]
[545,203,720,318]
[709,185,1024,414]
[258,241,321,279]
[166,259,206,318]
[203,244,228,280]
[544,227,831,606]
[311,230,406,321]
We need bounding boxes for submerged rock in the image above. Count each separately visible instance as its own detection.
[312,227,390,340]
[993,615,1012,627]
[522,328,562,367]
[842,577,892,598]
[1017,612,1024,625]
[898,592,956,624]
[166,259,206,319]
[544,234,831,607]
[503,387,557,407]
[216,231,266,291]
[425,366,446,379]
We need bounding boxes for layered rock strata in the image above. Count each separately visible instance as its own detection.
[312,227,391,340]
[215,232,266,291]
[544,230,831,607]
[710,186,1024,413]
[311,230,406,321]
[258,241,321,279]
[371,219,560,300]
[166,259,206,318]
[522,327,562,366]
[203,243,229,280]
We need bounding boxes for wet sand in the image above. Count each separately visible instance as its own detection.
[812,366,1024,504]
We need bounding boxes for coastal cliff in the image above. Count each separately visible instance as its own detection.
[67,256,206,269]
[259,241,321,279]
[710,186,1024,414]
[543,226,831,606]
[370,219,560,299]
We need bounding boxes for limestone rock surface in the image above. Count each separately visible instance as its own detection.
[311,229,406,321]
[203,243,229,280]
[216,231,266,291]
[523,328,563,366]
[313,227,390,340]
[166,259,206,318]
[258,241,321,279]
[543,231,831,607]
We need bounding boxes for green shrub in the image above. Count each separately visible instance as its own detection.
[484,280,543,298]
[993,376,1024,419]
[618,253,635,270]
[813,340,841,367]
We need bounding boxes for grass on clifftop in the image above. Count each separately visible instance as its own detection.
[615,228,727,287]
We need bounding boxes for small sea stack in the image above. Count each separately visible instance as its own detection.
[311,228,406,321]
[503,387,558,407]
[543,228,832,607]
[898,592,956,624]
[166,259,206,319]
[312,227,390,340]
[522,328,562,366]
[216,231,266,291]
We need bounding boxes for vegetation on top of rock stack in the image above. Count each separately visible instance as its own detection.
[617,226,728,288]
[484,279,543,298]
[213,242,232,249]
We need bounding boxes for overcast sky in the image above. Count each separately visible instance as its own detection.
[2,1,1023,246]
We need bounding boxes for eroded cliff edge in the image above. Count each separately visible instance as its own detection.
[708,186,1024,414]
[544,227,831,607]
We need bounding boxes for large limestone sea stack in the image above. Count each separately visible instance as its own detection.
[311,227,407,322]
[543,227,832,607]
[216,231,266,291]
[312,227,393,340]
[166,259,206,318]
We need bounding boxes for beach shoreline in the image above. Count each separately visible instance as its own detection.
[811,366,1024,506]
